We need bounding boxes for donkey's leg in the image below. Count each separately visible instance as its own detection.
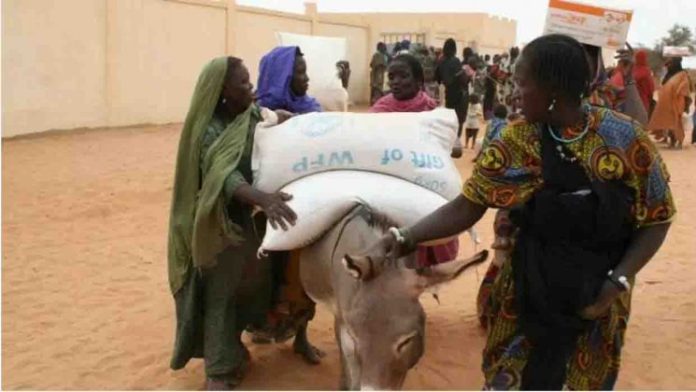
[335,319,360,390]
[293,320,325,364]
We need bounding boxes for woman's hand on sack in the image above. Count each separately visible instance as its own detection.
[578,280,622,320]
[259,192,297,231]
[275,110,295,125]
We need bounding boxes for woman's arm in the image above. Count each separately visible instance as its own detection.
[580,222,671,319]
[407,195,487,245]
[613,223,671,279]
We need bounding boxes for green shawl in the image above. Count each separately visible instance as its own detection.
[167,57,258,294]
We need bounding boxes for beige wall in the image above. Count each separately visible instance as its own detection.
[3,1,515,137]
[107,0,226,127]
[3,0,108,136]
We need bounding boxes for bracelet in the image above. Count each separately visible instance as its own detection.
[388,227,417,253]
[607,270,631,292]
[389,227,405,244]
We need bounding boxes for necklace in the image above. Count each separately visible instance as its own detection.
[546,110,591,163]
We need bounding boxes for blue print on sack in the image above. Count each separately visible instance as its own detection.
[414,176,447,192]
[293,150,355,172]
[295,114,343,137]
[410,151,445,169]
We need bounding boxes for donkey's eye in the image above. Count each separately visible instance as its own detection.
[395,332,418,354]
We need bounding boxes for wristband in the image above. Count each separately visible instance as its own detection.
[607,270,631,292]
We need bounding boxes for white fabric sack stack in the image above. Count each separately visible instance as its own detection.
[252,108,462,200]
[258,171,450,253]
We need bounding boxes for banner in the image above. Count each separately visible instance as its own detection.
[543,0,633,50]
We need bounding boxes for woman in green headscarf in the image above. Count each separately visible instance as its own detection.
[167,56,297,389]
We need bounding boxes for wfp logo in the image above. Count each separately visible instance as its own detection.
[294,114,343,137]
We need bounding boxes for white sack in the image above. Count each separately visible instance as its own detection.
[259,171,449,253]
[252,108,462,200]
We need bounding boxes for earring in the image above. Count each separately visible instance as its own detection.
[547,98,556,112]
[221,98,227,104]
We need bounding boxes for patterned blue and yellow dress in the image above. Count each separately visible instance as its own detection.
[466,106,675,390]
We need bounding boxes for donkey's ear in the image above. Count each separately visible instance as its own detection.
[417,250,489,288]
[342,254,376,281]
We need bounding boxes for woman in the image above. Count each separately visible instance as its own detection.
[475,41,652,329]
[250,45,324,364]
[649,56,692,148]
[633,49,656,115]
[168,57,298,389]
[369,54,437,113]
[436,38,468,143]
[370,42,389,105]
[369,53,457,268]
[256,46,321,114]
[363,34,674,390]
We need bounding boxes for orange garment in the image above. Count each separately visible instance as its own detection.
[648,71,691,142]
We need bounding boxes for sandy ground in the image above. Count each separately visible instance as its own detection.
[2,123,696,390]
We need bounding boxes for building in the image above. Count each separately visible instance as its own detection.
[3,0,516,137]
[318,10,517,57]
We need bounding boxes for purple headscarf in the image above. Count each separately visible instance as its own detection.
[256,46,322,114]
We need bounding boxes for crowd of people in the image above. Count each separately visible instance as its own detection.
[167,30,680,390]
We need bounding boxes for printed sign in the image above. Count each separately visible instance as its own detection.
[543,0,633,50]
[663,46,692,57]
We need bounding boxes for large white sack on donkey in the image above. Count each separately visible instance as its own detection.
[252,108,462,200]
[259,171,450,253]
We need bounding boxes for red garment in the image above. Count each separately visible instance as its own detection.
[370,91,459,266]
[633,50,655,112]
[368,90,438,113]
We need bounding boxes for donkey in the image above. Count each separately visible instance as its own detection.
[299,204,488,390]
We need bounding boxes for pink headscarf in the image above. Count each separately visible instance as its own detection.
[369,90,438,113]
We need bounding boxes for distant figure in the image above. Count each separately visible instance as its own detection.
[398,39,411,55]
[649,56,693,148]
[436,38,468,143]
[336,60,351,89]
[416,47,439,101]
[464,94,484,149]
[484,54,491,65]
[632,49,656,114]
[370,42,389,105]
[463,46,475,64]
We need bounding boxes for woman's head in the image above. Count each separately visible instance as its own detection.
[665,56,683,73]
[513,34,591,122]
[291,49,310,97]
[219,57,254,116]
[493,103,508,119]
[377,42,387,53]
[463,47,474,60]
[388,54,424,101]
[443,39,457,57]
[469,94,481,105]
[635,49,648,67]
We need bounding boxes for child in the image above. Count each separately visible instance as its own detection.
[473,104,508,162]
[464,94,484,149]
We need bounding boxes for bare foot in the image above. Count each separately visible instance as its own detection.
[293,324,325,365]
[294,339,325,365]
